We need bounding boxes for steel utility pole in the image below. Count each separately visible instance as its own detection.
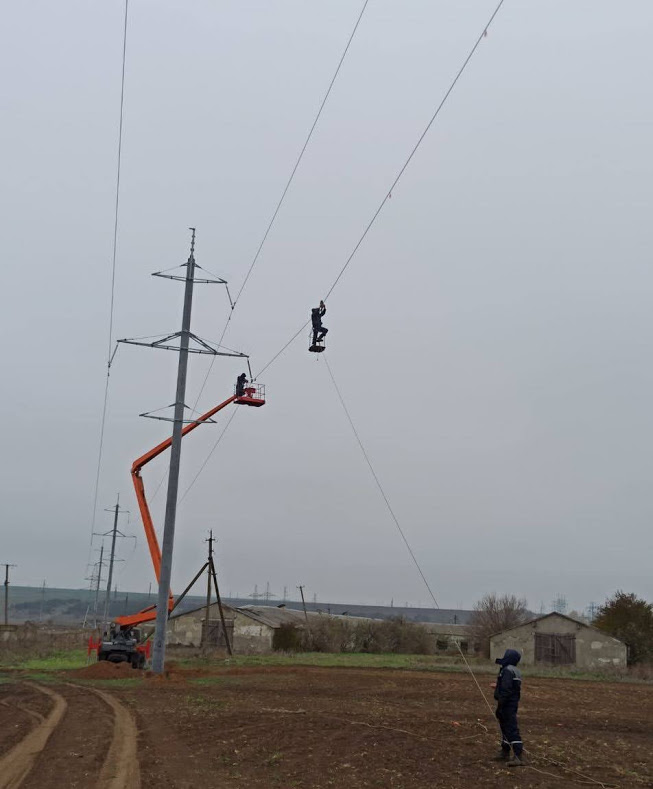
[118,228,248,673]
[208,541,232,656]
[3,564,16,626]
[93,545,105,627]
[100,494,131,632]
[152,230,196,674]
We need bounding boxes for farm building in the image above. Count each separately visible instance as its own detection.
[168,601,475,655]
[168,603,319,653]
[420,623,472,652]
[490,612,627,669]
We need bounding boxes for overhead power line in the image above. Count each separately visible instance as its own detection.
[255,0,506,380]
[178,407,240,502]
[190,0,371,412]
[165,1,372,505]
[187,0,506,497]
[86,0,130,572]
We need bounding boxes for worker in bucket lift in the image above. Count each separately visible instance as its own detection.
[493,648,525,766]
[311,300,328,346]
[236,372,248,398]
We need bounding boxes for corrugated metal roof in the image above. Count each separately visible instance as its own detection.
[169,602,237,621]
[237,606,381,628]
[236,606,309,628]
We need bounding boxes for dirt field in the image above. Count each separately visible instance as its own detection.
[0,664,651,788]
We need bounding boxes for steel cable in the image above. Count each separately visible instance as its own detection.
[85,0,130,576]
[169,1,371,504]
[189,0,372,415]
[254,0,506,380]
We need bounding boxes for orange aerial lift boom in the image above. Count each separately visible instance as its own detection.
[114,384,265,630]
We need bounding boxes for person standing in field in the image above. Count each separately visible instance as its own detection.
[493,648,525,766]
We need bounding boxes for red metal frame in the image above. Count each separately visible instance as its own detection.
[235,383,265,407]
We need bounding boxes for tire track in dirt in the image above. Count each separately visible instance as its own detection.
[0,683,67,789]
[86,685,141,789]
[0,685,51,759]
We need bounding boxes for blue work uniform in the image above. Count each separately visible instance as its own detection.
[494,648,523,757]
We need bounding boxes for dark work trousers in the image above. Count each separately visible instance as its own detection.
[496,705,523,755]
[312,325,328,344]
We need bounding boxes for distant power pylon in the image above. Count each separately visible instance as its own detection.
[95,493,133,632]
[551,594,568,614]
[262,582,276,603]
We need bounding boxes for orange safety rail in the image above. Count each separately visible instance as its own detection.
[235,383,265,407]
[114,394,238,628]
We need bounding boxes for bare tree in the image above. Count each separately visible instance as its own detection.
[469,593,529,657]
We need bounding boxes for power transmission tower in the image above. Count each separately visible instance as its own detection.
[92,546,106,628]
[2,564,17,626]
[96,494,132,632]
[586,601,599,622]
[118,228,247,674]
[261,582,276,603]
[551,594,568,614]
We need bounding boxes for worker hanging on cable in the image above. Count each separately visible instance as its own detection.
[309,300,328,353]
[493,648,525,767]
[235,372,248,398]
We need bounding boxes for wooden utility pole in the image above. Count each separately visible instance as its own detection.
[202,531,214,649]
[3,564,16,626]
[209,547,232,656]
[297,585,308,623]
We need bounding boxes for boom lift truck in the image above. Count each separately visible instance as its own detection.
[96,384,265,667]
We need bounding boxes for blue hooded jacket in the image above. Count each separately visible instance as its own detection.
[494,649,522,706]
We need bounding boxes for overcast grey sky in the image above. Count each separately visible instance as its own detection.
[2,1,652,612]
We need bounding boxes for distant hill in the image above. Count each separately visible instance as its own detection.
[6,586,473,626]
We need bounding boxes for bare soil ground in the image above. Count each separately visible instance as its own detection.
[0,665,651,788]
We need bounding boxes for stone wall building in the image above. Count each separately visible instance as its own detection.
[490,612,627,669]
[168,604,317,653]
[420,623,472,652]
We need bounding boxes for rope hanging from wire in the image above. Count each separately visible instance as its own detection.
[324,356,614,789]
[189,0,371,415]
[323,356,494,713]
[254,0,506,380]
[86,0,130,572]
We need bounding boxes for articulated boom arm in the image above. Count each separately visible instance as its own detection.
[115,394,237,629]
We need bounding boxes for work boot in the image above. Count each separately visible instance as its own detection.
[507,754,525,767]
[492,749,510,762]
